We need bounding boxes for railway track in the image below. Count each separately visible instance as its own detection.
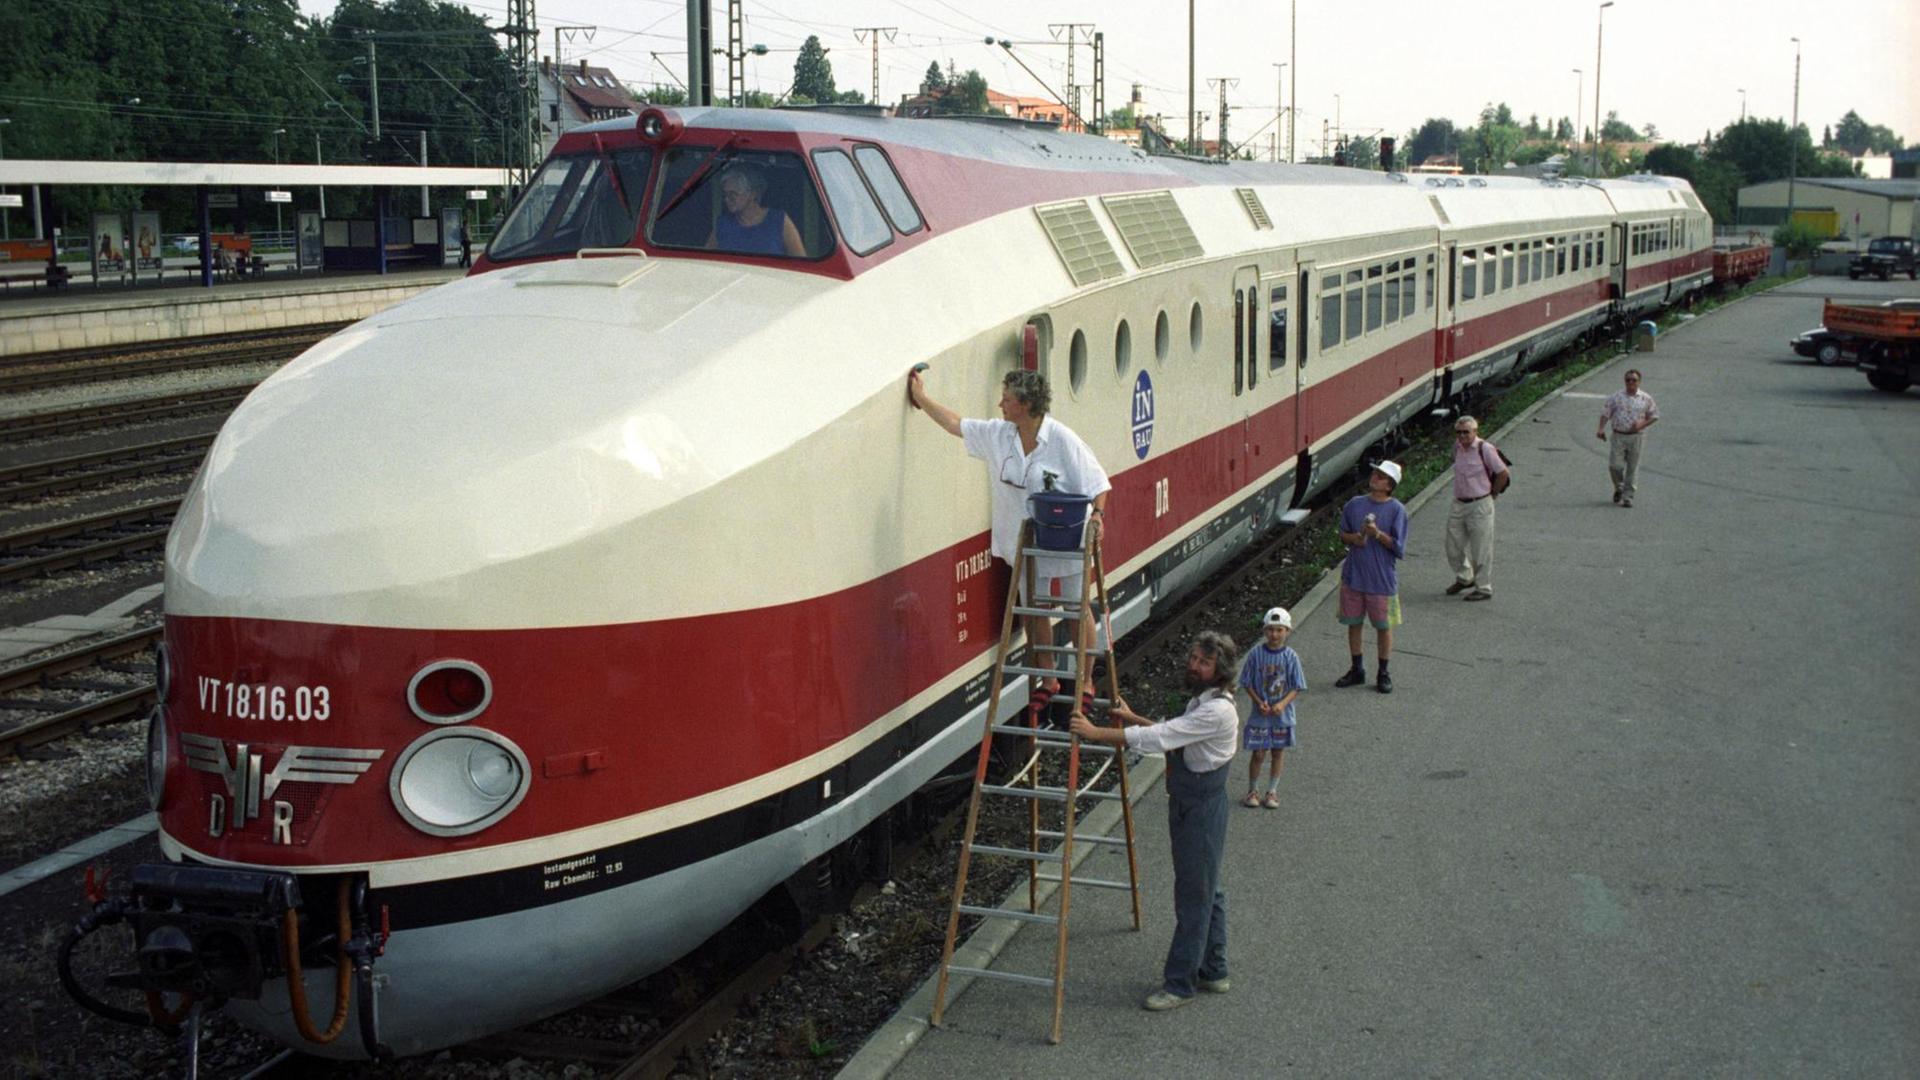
[0,385,254,444]
[0,327,335,396]
[0,498,179,585]
[0,433,212,503]
[0,624,160,759]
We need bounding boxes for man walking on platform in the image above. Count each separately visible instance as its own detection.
[1072,632,1240,1012]
[1445,416,1507,601]
[1597,369,1659,507]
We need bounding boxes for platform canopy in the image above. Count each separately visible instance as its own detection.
[0,160,511,188]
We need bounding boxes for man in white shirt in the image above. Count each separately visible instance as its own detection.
[909,367,1111,706]
[1596,368,1660,508]
[1073,631,1239,1011]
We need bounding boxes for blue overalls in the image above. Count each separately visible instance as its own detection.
[1161,739,1229,996]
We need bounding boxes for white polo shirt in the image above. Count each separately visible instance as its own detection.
[1123,689,1240,771]
[961,415,1111,578]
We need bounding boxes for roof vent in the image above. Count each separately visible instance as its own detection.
[1035,200,1125,286]
[1467,178,1488,188]
[1101,190,1205,268]
[1234,188,1273,230]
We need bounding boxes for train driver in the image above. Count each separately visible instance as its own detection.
[707,164,806,258]
[908,367,1111,710]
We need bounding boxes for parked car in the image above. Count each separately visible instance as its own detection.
[1848,236,1918,281]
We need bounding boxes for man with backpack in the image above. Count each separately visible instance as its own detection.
[1444,415,1508,602]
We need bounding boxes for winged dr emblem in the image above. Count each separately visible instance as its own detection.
[180,733,383,835]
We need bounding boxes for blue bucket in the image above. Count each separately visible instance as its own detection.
[1028,490,1093,552]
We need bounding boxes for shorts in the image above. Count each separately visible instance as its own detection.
[1243,717,1295,751]
[1336,585,1402,629]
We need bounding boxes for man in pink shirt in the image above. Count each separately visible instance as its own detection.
[1444,416,1508,602]
[1596,369,1659,507]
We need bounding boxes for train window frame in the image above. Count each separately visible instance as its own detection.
[1344,270,1364,341]
[1155,309,1172,363]
[811,148,892,257]
[1068,327,1089,396]
[646,145,837,261]
[1115,317,1133,377]
[1269,283,1288,368]
[1189,300,1205,355]
[1320,274,1342,351]
[1233,288,1245,396]
[1365,265,1384,333]
[1531,241,1544,281]
[850,145,924,235]
[1460,250,1477,302]
[1482,247,1496,296]
[1518,242,1531,286]
[1501,243,1515,291]
[1425,254,1436,311]
[1402,270,1417,319]
[487,146,654,263]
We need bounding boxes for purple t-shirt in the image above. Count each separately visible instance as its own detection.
[1340,494,1407,595]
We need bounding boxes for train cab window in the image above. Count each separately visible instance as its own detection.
[812,149,892,256]
[488,147,653,262]
[649,147,834,259]
[1461,251,1477,302]
[852,146,923,234]
[1269,284,1288,367]
[1344,270,1364,340]
[1321,274,1342,351]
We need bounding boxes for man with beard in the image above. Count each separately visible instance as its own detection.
[1072,631,1239,1011]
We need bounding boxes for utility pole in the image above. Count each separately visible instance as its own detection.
[315,132,326,218]
[1050,24,1094,131]
[853,27,897,105]
[1092,32,1105,134]
[686,1,713,106]
[1208,78,1237,158]
[552,25,596,140]
[420,130,429,216]
[499,0,540,192]
[1787,36,1801,226]
[1289,0,1297,163]
[1187,0,1196,154]
[1272,63,1286,161]
[1572,68,1582,163]
[366,38,381,138]
[1593,1,1614,175]
[726,0,743,106]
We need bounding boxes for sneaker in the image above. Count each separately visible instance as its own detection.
[1376,671,1394,694]
[1463,590,1492,602]
[1621,498,1633,508]
[1198,976,1231,994]
[1261,791,1280,810]
[1242,791,1262,809]
[1612,489,1622,504]
[1334,669,1367,689]
[1445,579,1476,595]
[1143,989,1194,1011]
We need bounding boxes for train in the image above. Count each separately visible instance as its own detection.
[66,105,1715,1059]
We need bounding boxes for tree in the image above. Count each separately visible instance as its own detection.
[1641,122,1660,141]
[792,35,835,103]
[1600,111,1638,142]
[1105,105,1138,131]
[1556,117,1573,140]
[920,61,946,95]
[1407,117,1458,167]
[1831,109,1905,154]
[936,69,989,115]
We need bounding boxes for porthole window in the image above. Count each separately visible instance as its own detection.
[1155,310,1171,362]
[1114,319,1133,376]
[1069,329,1088,394]
[1188,301,1204,354]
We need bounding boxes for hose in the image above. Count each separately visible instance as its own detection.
[281,876,353,1045]
[56,901,180,1030]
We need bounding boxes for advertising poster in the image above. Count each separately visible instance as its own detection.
[439,207,463,265]
[91,212,128,281]
[297,211,322,271]
[132,211,163,278]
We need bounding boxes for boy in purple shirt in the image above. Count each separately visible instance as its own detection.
[1335,461,1408,694]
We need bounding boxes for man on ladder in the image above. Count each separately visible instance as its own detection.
[1072,631,1240,1011]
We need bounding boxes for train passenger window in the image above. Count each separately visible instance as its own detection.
[1321,274,1341,351]
[1461,251,1477,301]
[1233,288,1245,396]
[1481,248,1496,296]
[1269,284,1288,367]
[1425,255,1435,310]
[1366,266,1384,332]
[1345,270,1364,340]
[1402,272,1417,318]
[852,146,923,234]
[649,147,835,259]
[1585,236,1595,266]
[1385,265,1401,323]
[1597,235,1605,264]
[1518,245,1531,286]
[812,149,892,256]
[1501,244,1515,291]
[489,147,654,262]
[1531,242,1544,281]
[1555,240,1566,276]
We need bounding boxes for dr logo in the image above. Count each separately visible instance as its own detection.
[1130,370,1154,460]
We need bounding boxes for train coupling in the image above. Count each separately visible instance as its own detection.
[108,864,303,1003]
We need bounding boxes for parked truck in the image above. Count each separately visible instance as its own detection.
[1824,298,1920,392]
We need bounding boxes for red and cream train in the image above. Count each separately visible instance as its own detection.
[94,106,1714,1056]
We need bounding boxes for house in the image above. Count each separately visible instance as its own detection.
[538,58,640,152]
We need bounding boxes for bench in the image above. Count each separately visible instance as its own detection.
[0,241,70,290]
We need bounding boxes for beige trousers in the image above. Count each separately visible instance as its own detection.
[1608,431,1646,499]
[1444,496,1496,592]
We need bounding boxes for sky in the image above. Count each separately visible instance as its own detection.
[298,0,1918,155]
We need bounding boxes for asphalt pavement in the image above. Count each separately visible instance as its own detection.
[870,276,1920,1077]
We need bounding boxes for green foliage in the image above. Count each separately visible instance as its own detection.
[935,70,990,115]
[1105,105,1138,131]
[1407,118,1458,168]
[1600,111,1638,142]
[1555,117,1573,141]
[791,35,835,103]
[1772,219,1825,258]
[920,61,946,95]
[1829,109,1904,154]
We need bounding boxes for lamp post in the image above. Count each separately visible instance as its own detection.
[1272,63,1286,162]
[1593,1,1614,176]
[271,128,286,242]
[1786,37,1801,230]
[1737,87,1746,122]
[1571,69,1582,163]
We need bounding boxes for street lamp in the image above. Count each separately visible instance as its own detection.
[1737,87,1746,123]
[1272,63,1286,162]
[1593,1,1614,176]
[271,127,286,242]
[1572,68,1582,161]
[1787,37,1801,228]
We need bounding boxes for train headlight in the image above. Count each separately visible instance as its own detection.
[407,660,492,724]
[389,728,531,837]
[155,642,171,703]
[145,706,168,810]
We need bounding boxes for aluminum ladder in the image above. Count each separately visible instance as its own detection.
[929,517,1143,1044]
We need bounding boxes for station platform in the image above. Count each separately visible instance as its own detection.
[852,278,1920,1076]
[0,266,465,357]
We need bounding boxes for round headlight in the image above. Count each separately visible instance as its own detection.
[145,706,168,811]
[407,660,492,724]
[389,728,530,837]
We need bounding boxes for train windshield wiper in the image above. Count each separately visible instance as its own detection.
[656,135,741,221]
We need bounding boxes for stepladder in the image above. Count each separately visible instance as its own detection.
[929,512,1145,1044]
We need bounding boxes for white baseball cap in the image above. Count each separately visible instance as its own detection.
[1373,460,1403,487]
[1263,607,1293,629]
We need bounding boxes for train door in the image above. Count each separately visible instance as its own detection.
[1609,220,1628,301]
[1259,265,1298,478]
[1438,243,1458,379]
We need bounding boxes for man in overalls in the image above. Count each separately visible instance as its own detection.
[1073,631,1240,1010]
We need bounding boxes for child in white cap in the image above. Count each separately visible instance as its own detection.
[1238,606,1306,808]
